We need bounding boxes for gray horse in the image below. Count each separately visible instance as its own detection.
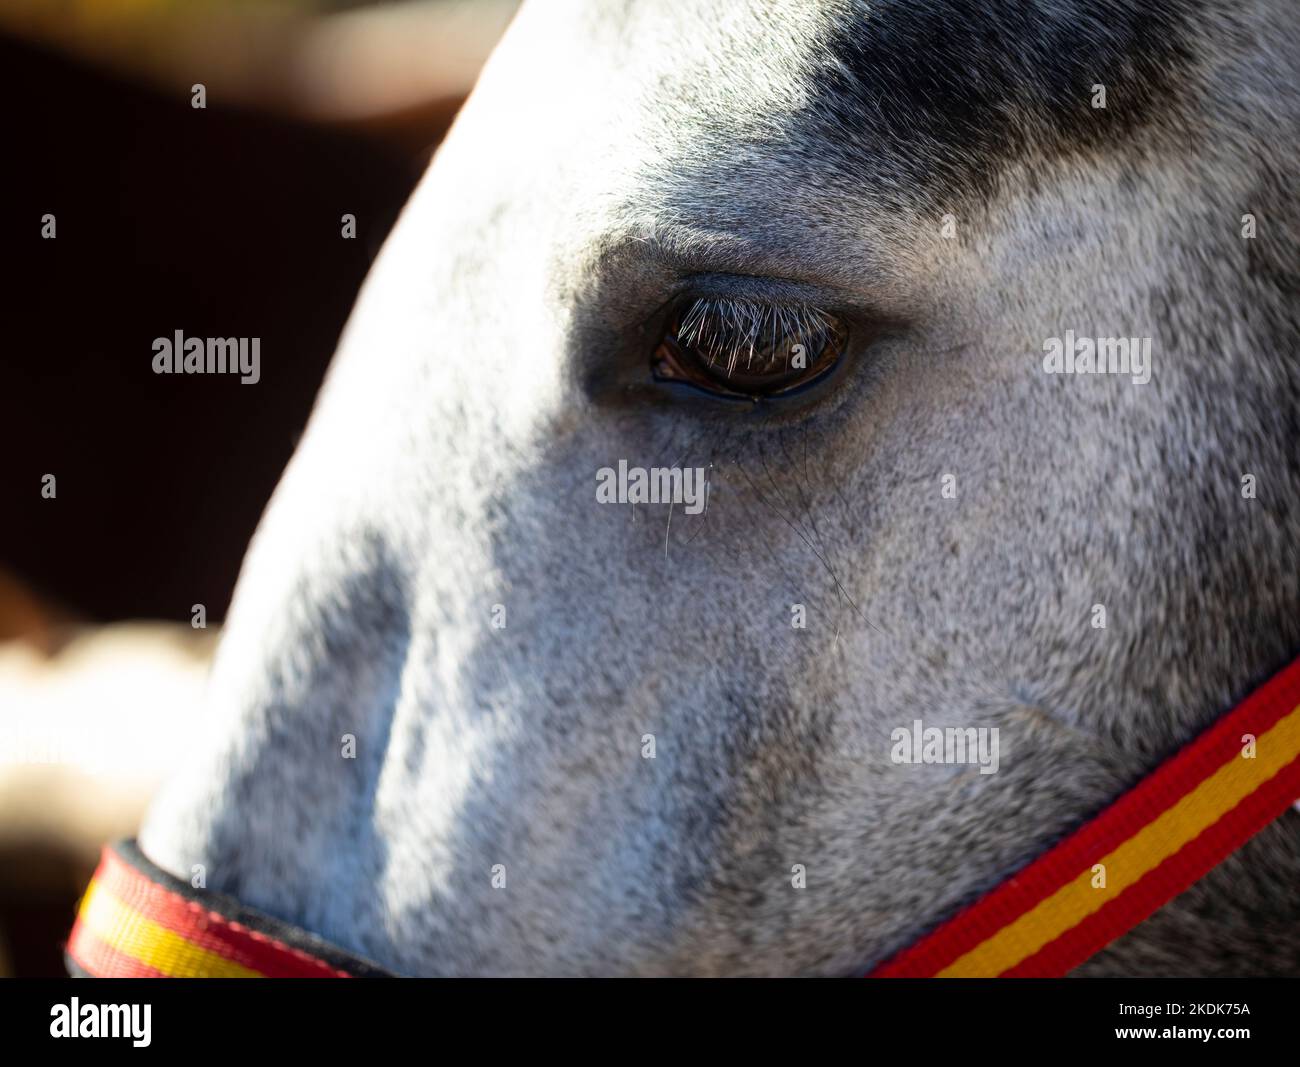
[140,0,1300,975]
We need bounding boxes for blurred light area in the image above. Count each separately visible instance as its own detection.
[0,623,217,851]
[0,0,520,122]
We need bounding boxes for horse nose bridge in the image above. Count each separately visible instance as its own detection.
[138,512,418,916]
[235,519,417,747]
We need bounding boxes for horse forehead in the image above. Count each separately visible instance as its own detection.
[447,0,841,205]
[445,0,1200,275]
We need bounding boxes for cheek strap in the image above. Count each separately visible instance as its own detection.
[868,655,1300,977]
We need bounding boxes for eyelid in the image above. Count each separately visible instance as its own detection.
[675,296,841,363]
[670,272,860,318]
[653,293,848,400]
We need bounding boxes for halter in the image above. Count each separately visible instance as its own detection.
[67,656,1300,978]
[66,841,392,978]
[868,653,1300,976]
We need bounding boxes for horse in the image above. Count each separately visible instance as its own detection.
[137,0,1300,975]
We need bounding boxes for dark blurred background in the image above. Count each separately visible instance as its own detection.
[0,0,516,976]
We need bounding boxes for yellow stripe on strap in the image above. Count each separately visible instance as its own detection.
[77,880,262,978]
[939,701,1300,977]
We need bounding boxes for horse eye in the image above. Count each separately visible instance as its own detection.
[652,297,847,399]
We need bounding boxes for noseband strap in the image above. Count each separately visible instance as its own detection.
[66,840,392,978]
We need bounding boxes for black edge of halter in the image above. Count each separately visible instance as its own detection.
[65,953,94,979]
[101,838,396,978]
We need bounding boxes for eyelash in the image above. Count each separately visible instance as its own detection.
[674,297,840,379]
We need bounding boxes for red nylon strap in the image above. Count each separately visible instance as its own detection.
[66,841,391,978]
[868,655,1300,977]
